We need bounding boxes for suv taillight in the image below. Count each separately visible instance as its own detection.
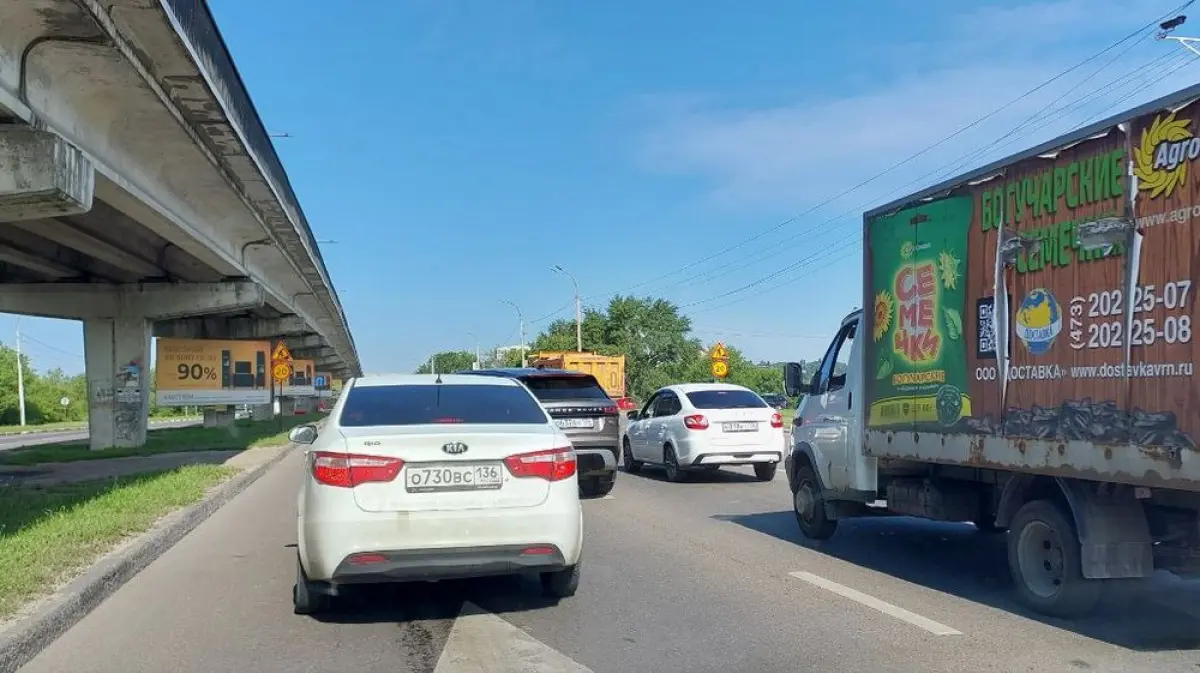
[770,412,783,428]
[602,405,619,416]
[684,414,709,430]
[504,447,576,481]
[311,452,404,488]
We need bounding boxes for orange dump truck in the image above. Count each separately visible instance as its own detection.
[529,351,632,408]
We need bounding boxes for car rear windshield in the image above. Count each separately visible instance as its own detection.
[685,389,769,410]
[339,384,548,427]
[519,374,611,402]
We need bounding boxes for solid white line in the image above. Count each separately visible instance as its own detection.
[788,571,962,636]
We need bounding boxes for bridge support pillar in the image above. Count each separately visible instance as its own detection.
[252,404,273,421]
[83,318,151,450]
[202,408,235,428]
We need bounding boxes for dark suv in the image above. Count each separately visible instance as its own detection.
[457,368,619,497]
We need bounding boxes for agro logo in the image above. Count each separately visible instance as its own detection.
[1014,288,1062,356]
[1134,110,1199,199]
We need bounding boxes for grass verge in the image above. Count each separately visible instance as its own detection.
[0,416,201,435]
[0,414,324,466]
[0,465,236,620]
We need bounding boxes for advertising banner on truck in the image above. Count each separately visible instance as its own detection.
[866,100,1199,453]
[155,338,272,406]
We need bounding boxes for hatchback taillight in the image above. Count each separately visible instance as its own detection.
[311,452,404,488]
[504,447,576,481]
[770,412,783,428]
[684,414,709,430]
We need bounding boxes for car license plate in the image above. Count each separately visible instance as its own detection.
[404,463,504,493]
[556,418,596,429]
[722,421,758,433]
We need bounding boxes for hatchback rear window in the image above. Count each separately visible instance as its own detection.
[519,375,611,401]
[339,384,548,427]
[685,390,769,409]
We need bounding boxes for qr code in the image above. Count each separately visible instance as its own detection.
[977,297,997,359]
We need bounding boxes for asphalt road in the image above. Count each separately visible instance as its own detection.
[0,420,200,451]
[21,451,1200,673]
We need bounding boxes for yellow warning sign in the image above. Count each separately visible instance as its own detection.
[709,342,729,361]
[711,360,730,379]
[271,341,293,363]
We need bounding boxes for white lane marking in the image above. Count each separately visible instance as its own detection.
[434,601,594,673]
[788,571,962,636]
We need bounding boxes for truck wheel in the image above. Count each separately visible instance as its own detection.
[1007,499,1101,618]
[792,464,837,540]
[622,438,643,474]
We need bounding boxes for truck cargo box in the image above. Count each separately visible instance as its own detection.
[530,351,627,400]
[861,94,1200,491]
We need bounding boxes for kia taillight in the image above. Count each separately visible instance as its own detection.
[311,452,404,488]
[683,414,709,430]
[770,412,783,428]
[504,447,576,481]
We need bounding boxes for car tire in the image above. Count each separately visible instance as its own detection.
[1007,499,1102,618]
[541,561,581,599]
[622,438,643,474]
[581,474,616,497]
[754,462,778,482]
[792,463,838,540]
[663,444,686,483]
[293,555,329,615]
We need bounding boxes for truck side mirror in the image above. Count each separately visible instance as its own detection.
[783,362,808,398]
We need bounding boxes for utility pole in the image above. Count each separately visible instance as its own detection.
[552,264,583,352]
[502,300,526,366]
[14,320,26,427]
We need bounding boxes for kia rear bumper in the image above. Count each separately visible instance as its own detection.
[331,544,569,585]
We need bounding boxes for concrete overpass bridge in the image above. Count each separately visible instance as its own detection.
[0,0,360,448]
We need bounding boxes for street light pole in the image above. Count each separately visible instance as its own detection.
[14,319,25,427]
[552,265,582,352]
[502,300,526,366]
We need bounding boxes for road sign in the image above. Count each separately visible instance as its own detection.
[711,360,729,378]
[272,362,292,383]
[59,396,70,407]
[271,341,293,363]
[709,342,729,361]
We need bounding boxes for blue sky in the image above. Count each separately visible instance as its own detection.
[3,0,1199,375]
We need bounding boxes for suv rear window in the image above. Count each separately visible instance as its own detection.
[339,384,548,427]
[685,389,769,410]
[519,374,611,402]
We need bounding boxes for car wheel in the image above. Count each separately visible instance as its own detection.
[622,438,643,474]
[1007,499,1102,618]
[792,464,837,540]
[581,474,616,497]
[663,444,686,483]
[293,555,329,615]
[754,462,778,482]
[541,562,581,599]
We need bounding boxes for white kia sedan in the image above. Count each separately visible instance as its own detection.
[622,383,784,482]
[292,374,583,614]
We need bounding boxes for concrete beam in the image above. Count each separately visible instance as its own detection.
[152,315,308,340]
[0,126,94,222]
[10,217,163,277]
[0,282,264,320]
[293,347,335,360]
[285,334,324,350]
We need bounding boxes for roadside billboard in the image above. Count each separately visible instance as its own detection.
[155,338,271,406]
[864,98,1200,452]
[284,359,317,397]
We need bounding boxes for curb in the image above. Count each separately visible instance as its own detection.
[0,418,201,438]
[0,441,297,673]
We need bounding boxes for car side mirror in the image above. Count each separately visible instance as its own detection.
[289,424,318,445]
[783,362,810,398]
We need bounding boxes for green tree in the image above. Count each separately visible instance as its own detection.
[414,350,478,374]
[0,342,89,425]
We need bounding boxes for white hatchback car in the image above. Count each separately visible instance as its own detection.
[292,374,583,614]
[622,383,784,482]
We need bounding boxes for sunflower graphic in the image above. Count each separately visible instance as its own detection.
[873,290,895,342]
[937,250,961,290]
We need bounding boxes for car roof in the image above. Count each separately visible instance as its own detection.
[350,373,522,388]
[668,382,755,394]
[459,367,594,379]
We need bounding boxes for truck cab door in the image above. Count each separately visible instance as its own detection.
[799,316,861,492]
